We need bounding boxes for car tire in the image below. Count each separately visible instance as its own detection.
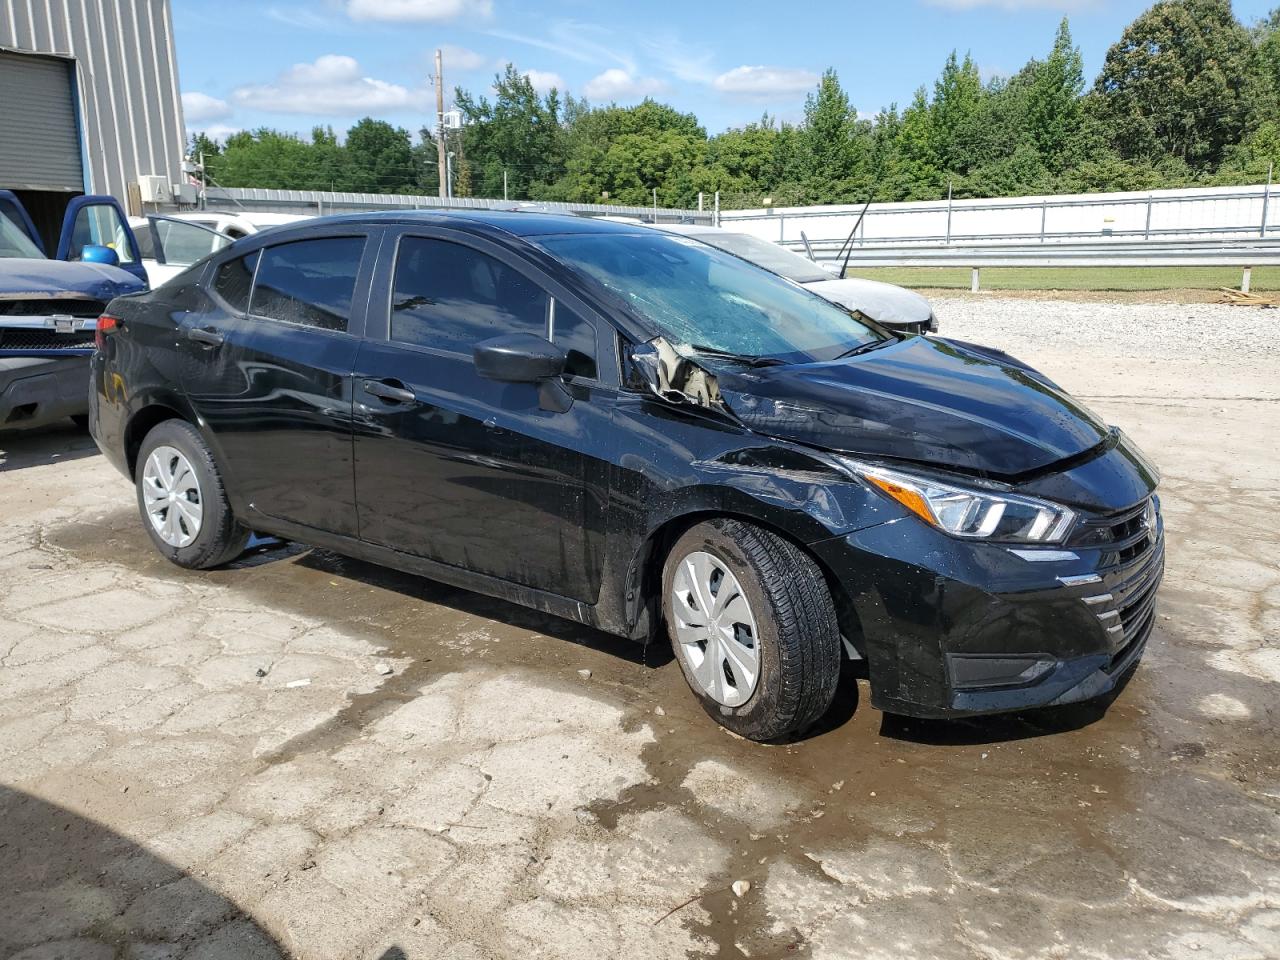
[662,519,842,741]
[135,419,249,569]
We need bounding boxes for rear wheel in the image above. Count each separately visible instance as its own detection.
[662,519,842,741]
[135,419,248,569]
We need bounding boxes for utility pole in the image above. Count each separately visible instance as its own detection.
[503,169,508,201]
[435,48,447,200]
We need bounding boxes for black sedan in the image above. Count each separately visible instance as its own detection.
[89,211,1163,740]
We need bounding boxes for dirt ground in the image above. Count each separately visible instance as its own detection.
[1,299,1277,960]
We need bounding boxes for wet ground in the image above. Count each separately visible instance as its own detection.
[1,301,1278,959]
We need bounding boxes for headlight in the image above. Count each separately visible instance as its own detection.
[840,460,1076,544]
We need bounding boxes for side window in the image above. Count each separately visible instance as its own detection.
[551,302,597,379]
[68,204,136,264]
[391,236,548,353]
[213,251,259,313]
[251,237,365,332]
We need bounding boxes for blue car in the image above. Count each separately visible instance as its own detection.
[0,191,146,431]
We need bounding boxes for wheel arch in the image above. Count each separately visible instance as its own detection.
[622,507,866,660]
[123,400,193,478]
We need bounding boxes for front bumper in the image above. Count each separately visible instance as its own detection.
[812,500,1164,719]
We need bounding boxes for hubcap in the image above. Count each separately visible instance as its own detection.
[670,550,760,707]
[142,445,203,548]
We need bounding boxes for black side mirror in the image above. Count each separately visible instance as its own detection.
[474,333,567,383]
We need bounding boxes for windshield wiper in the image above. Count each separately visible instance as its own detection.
[833,338,895,361]
[685,344,787,367]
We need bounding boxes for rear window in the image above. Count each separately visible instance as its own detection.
[250,237,365,332]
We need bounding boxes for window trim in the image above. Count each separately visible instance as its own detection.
[384,231,606,385]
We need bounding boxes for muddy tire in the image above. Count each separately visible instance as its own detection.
[135,419,249,570]
[662,518,842,741]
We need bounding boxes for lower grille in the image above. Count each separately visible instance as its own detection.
[0,329,96,350]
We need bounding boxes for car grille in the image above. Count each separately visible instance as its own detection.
[0,298,105,318]
[0,328,96,350]
[1075,497,1163,669]
[1068,498,1154,566]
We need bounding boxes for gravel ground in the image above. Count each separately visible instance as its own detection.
[1,296,1277,960]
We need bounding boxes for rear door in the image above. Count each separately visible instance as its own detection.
[177,228,376,536]
[351,228,615,602]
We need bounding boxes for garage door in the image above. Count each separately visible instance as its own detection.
[0,52,84,192]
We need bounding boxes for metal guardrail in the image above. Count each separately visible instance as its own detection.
[722,183,1277,246]
[791,237,1280,292]
[200,187,715,225]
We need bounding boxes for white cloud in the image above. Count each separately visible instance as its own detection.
[713,65,819,100]
[231,54,426,115]
[583,68,665,101]
[182,91,232,124]
[642,34,716,85]
[523,69,565,93]
[439,44,489,72]
[192,123,242,144]
[345,0,492,22]
[488,21,636,74]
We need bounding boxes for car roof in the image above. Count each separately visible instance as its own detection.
[261,209,655,241]
[648,223,722,236]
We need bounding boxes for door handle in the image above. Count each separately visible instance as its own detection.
[362,379,417,404]
[187,326,224,347]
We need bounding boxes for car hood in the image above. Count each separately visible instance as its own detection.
[0,258,145,301]
[803,277,933,327]
[714,335,1109,476]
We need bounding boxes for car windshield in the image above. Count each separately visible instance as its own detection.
[0,211,46,259]
[539,232,884,364]
[691,231,832,284]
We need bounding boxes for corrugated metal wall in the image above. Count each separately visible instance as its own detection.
[0,0,185,204]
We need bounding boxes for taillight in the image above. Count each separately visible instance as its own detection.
[95,315,120,351]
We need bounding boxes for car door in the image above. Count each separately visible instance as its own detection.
[138,215,233,287]
[56,195,148,285]
[177,228,375,536]
[352,228,615,602]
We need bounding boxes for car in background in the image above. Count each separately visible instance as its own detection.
[90,211,1160,741]
[129,215,234,287]
[652,223,938,335]
[1,191,146,431]
[172,211,309,240]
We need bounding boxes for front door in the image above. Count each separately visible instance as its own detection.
[178,231,374,535]
[352,230,613,602]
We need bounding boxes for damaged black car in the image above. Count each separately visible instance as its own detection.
[89,212,1163,740]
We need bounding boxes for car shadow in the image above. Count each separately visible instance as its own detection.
[0,421,99,472]
[291,547,676,670]
[0,783,283,956]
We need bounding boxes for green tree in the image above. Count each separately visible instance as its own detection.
[930,52,983,173]
[454,64,567,200]
[794,69,863,203]
[345,118,416,194]
[1093,0,1256,169]
[1023,18,1085,169]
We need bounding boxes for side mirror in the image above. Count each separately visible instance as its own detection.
[474,333,566,383]
[81,244,120,267]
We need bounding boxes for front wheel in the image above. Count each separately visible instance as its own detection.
[662,519,842,741]
[135,419,249,569]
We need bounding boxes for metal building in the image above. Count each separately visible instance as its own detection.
[0,0,186,243]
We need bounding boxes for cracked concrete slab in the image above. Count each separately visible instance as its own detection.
[1,302,1278,959]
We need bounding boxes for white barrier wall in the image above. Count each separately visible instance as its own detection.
[719,184,1278,247]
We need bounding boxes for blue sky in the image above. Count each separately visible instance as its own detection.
[174,0,1278,143]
